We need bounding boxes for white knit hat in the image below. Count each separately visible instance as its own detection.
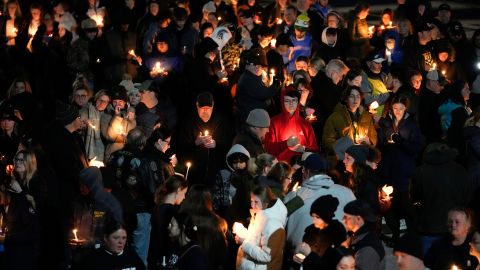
[58,12,77,32]
[202,1,216,13]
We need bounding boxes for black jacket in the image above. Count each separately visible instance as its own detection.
[232,127,265,158]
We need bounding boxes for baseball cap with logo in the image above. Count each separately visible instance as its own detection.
[294,14,310,30]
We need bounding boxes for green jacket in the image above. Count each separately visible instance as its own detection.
[322,103,377,157]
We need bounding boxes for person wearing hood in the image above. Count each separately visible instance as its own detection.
[236,184,287,270]
[411,142,470,254]
[377,94,422,244]
[265,89,319,162]
[284,153,355,248]
[377,30,404,73]
[317,27,345,64]
[73,166,123,247]
[173,92,234,187]
[212,144,251,217]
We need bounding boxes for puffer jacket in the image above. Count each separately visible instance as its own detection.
[237,198,287,270]
[284,174,355,247]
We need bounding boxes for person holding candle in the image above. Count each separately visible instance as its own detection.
[233,108,271,158]
[343,144,382,215]
[265,89,319,162]
[79,89,110,163]
[346,1,371,60]
[370,8,393,50]
[148,175,188,269]
[236,184,287,270]
[173,92,233,187]
[317,27,345,64]
[322,86,377,167]
[3,150,43,270]
[81,219,145,270]
[424,208,479,270]
[377,94,422,244]
[100,85,136,161]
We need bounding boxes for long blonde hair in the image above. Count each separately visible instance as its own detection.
[12,150,37,188]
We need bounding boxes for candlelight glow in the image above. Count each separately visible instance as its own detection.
[204,130,209,136]
[370,101,379,110]
[276,18,282,24]
[73,229,78,241]
[477,62,480,70]
[217,16,222,21]
[432,63,437,71]
[451,265,459,270]
[442,70,446,76]
[270,69,275,76]
[152,62,165,74]
[129,50,136,56]
[295,253,306,260]
[270,38,276,48]
[90,14,104,27]
[368,26,375,34]
[233,222,248,239]
[292,182,300,191]
[382,185,394,199]
[389,21,393,28]
[185,162,192,180]
[380,25,385,30]
[89,156,104,168]
[385,50,392,57]
[306,114,317,121]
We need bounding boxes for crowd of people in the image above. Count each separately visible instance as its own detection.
[0,0,480,269]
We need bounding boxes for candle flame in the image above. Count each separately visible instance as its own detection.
[382,185,394,198]
[276,18,283,24]
[451,265,459,270]
[270,69,275,76]
[204,130,209,136]
[129,49,136,56]
[186,162,191,168]
[292,182,300,191]
[295,253,306,260]
[370,101,379,110]
[73,229,78,241]
[217,16,222,21]
[442,70,446,75]
[380,25,385,30]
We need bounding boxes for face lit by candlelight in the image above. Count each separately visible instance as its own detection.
[95,95,110,111]
[128,92,141,106]
[246,64,265,76]
[343,153,354,173]
[336,255,355,270]
[197,105,213,123]
[392,103,406,121]
[104,228,127,254]
[438,52,449,62]
[327,14,339,28]
[311,213,327,229]
[386,38,395,50]
[203,27,213,38]
[258,35,273,48]
[347,89,361,112]
[284,96,299,115]
[14,81,26,95]
[448,210,471,241]
[410,75,422,90]
[461,83,470,101]
[74,89,89,107]
[156,41,169,53]
[174,187,188,205]
[381,13,391,26]
[31,8,41,21]
[250,194,264,213]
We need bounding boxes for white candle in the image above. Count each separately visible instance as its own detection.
[185,162,191,180]
[204,130,209,136]
[89,156,105,168]
[233,222,248,239]
[73,229,78,241]
[382,185,394,199]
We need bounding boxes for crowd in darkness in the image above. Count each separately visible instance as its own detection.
[1,0,480,269]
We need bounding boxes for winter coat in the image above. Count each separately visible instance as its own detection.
[284,174,355,247]
[236,71,280,120]
[317,27,345,63]
[100,109,136,161]
[212,144,251,213]
[148,203,178,269]
[411,144,470,234]
[80,103,106,162]
[81,246,146,270]
[425,234,479,270]
[310,71,343,126]
[377,112,423,192]
[233,127,266,158]
[135,94,177,135]
[265,92,319,162]
[347,13,370,60]
[322,104,377,161]
[360,68,390,114]
[141,144,175,194]
[237,199,287,270]
[346,225,385,270]
[418,86,447,143]
[173,110,234,186]
[464,125,480,188]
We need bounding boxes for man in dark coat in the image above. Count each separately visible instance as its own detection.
[411,142,471,254]
[236,48,281,121]
[43,101,89,223]
[232,109,270,158]
[173,92,234,187]
[418,70,447,143]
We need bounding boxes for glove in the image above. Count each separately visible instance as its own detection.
[391,133,403,144]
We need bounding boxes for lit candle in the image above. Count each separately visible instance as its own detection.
[129,49,136,57]
[380,25,385,30]
[12,27,18,35]
[276,18,283,24]
[292,182,300,191]
[295,253,306,261]
[389,21,393,28]
[89,156,105,168]
[306,114,317,122]
[270,38,277,48]
[152,62,165,74]
[217,16,222,21]
[370,101,379,110]
[442,70,446,76]
[185,162,191,180]
[432,63,437,70]
[385,50,392,57]
[368,26,375,35]
[477,62,480,70]
[270,68,275,77]
[96,58,101,63]
[204,130,209,136]
[73,229,78,241]
[451,265,459,270]
[233,222,248,239]
[382,185,394,200]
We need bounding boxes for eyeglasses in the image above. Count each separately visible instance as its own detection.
[284,99,298,105]
[14,158,24,163]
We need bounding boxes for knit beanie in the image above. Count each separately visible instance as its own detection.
[246,109,270,128]
[109,85,128,102]
[56,100,79,126]
[310,195,339,224]
[333,136,353,161]
[394,233,424,260]
[345,144,369,165]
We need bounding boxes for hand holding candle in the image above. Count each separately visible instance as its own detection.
[381,185,394,201]
[89,156,104,168]
[233,222,248,239]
